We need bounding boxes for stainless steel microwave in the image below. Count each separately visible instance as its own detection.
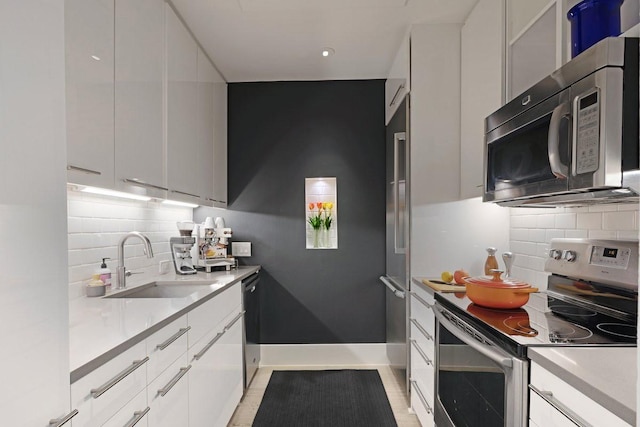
[484,37,639,207]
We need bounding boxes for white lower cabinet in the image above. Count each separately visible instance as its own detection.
[70,284,245,426]
[529,362,631,427]
[147,353,190,427]
[71,341,148,426]
[188,308,244,427]
[409,285,436,426]
[102,389,149,427]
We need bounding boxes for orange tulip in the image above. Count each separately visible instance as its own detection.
[316,202,323,210]
[308,203,314,210]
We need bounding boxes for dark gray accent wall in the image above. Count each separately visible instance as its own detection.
[197,80,386,344]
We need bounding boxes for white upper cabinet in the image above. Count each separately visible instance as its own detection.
[115,0,166,198]
[385,33,410,125]
[65,0,115,188]
[506,0,639,100]
[166,5,201,203]
[211,67,228,207]
[197,48,217,204]
[460,0,504,199]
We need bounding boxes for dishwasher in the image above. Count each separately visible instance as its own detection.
[242,272,260,389]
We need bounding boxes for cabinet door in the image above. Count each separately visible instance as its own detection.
[101,389,149,427]
[197,48,216,204]
[460,0,504,199]
[114,0,166,198]
[147,353,190,427]
[188,311,244,427]
[1,1,71,425]
[166,4,200,203]
[65,0,115,188]
[211,78,228,207]
[385,34,410,125]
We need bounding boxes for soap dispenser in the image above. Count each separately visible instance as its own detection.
[97,258,112,289]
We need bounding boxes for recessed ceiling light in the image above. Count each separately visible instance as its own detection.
[321,48,335,57]
[91,55,101,61]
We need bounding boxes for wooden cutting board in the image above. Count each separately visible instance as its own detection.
[421,278,466,293]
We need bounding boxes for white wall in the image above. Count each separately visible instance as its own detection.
[510,203,639,289]
[67,190,193,299]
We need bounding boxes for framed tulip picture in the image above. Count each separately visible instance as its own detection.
[305,177,338,249]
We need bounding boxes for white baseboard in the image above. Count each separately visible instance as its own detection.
[259,343,390,366]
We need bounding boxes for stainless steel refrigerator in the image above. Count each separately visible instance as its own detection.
[380,95,410,397]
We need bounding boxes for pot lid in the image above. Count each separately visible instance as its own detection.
[464,270,530,289]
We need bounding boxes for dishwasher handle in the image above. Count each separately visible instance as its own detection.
[243,273,260,292]
[379,276,405,299]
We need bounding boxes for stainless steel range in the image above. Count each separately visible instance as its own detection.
[433,238,638,427]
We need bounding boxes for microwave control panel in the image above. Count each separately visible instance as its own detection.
[574,90,600,175]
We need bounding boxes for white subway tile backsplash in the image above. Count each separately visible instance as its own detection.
[603,211,637,230]
[588,230,617,239]
[67,190,192,300]
[565,229,589,238]
[510,203,638,290]
[577,212,602,229]
[554,213,576,229]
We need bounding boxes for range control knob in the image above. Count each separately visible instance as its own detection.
[549,249,562,260]
[563,250,577,262]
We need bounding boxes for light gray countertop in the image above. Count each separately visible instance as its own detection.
[69,266,260,383]
[528,347,636,425]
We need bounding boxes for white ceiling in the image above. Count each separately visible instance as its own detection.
[170,0,479,82]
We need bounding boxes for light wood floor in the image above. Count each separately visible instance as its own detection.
[228,365,421,427]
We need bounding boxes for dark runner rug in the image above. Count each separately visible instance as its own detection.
[252,369,398,427]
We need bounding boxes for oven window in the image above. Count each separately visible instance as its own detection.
[438,326,505,427]
[486,114,570,192]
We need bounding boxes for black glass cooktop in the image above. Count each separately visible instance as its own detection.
[435,277,637,358]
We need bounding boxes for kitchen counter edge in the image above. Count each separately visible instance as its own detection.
[70,266,260,383]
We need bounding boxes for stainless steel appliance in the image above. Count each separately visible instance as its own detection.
[433,238,637,427]
[170,236,197,275]
[190,216,235,271]
[484,37,639,207]
[380,95,410,396]
[242,271,260,390]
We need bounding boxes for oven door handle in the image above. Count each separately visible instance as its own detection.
[433,306,513,369]
[548,102,571,179]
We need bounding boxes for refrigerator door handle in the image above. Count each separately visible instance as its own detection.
[393,132,407,254]
[379,276,405,299]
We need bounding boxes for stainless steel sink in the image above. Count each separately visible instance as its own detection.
[104,281,215,299]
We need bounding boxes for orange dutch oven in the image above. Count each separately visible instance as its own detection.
[463,270,538,309]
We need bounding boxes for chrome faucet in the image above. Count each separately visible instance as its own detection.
[116,232,154,289]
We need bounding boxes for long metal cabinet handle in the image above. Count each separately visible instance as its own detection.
[67,165,102,175]
[171,189,201,199]
[410,339,433,365]
[49,409,79,426]
[225,311,246,331]
[379,276,405,299]
[123,407,150,427]
[389,83,405,106]
[410,380,433,414]
[410,318,433,341]
[90,357,149,398]
[156,327,191,351]
[547,102,571,179]
[433,306,513,369]
[529,384,593,427]
[393,132,407,254]
[193,332,224,361]
[122,178,169,191]
[410,291,433,309]
[157,365,192,397]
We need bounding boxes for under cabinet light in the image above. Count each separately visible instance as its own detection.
[162,199,199,208]
[80,186,151,201]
